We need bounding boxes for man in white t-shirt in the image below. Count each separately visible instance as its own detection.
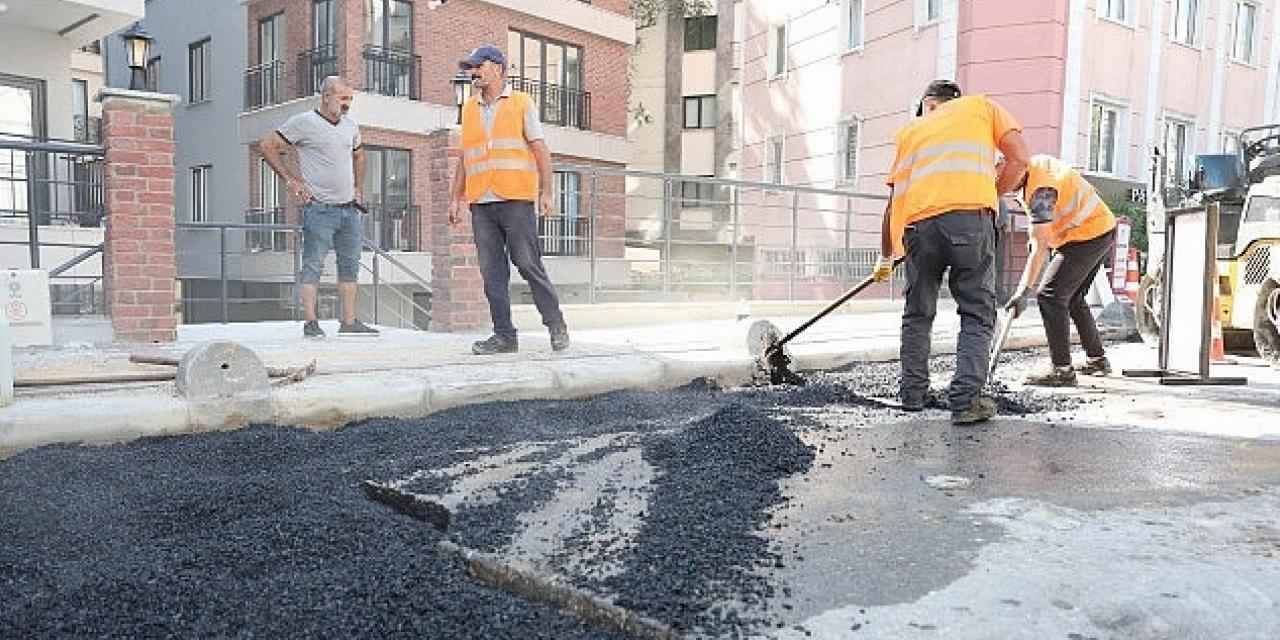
[259,76,378,338]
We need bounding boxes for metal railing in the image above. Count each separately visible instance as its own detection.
[298,44,339,97]
[509,77,591,130]
[175,220,431,328]
[539,215,591,257]
[363,203,420,252]
[72,115,101,144]
[244,60,288,110]
[363,46,420,100]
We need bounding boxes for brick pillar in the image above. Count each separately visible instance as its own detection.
[98,88,181,343]
[428,129,488,332]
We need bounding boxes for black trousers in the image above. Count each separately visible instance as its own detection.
[471,200,565,338]
[1038,228,1116,367]
[901,210,997,411]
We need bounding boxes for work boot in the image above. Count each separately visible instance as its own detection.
[303,320,325,338]
[338,319,380,337]
[550,326,570,352]
[1074,356,1112,377]
[899,391,926,412]
[1025,365,1077,387]
[472,334,518,355]
[951,396,996,425]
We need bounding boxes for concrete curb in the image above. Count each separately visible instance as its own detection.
[0,329,1054,454]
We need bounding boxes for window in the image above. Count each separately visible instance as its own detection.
[836,119,860,184]
[1233,1,1257,63]
[259,159,283,210]
[766,134,785,184]
[362,147,412,250]
[680,179,716,208]
[683,95,716,129]
[259,14,282,64]
[1172,0,1199,46]
[769,23,787,78]
[542,171,586,257]
[507,31,585,127]
[190,165,211,223]
[926,0,941,21]
[188,38,211,103]
[684,15,717,51]
[1163,118,1193,187]
[1100,0,1129,23]
[71,79,89,142]
[365,0,412,52]
[313,0,336,48]
[842,0,864,50]
[1222,130,1241,155]
[145,56,160,92]
[1088,101,1122,174]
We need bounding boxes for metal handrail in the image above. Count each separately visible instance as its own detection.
[48,243,103,278]
[555,162,890,201]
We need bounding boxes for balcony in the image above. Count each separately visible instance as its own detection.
[244,60,288,111]
[363,203,420,252]
[510,78,591,130]
[539,215,591,257]
[362,46,421,100]
[298,44,339,98]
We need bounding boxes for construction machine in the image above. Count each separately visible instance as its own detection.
[1136,124,1280,367]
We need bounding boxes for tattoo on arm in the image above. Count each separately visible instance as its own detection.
[1029,187,1058,224]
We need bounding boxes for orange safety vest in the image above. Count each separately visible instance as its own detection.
[460,90,538,203]
[1022,155,1115,249]
[886,95,1014,256]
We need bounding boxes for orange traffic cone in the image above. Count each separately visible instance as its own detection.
[1210,293,1227,363]
[1124,248,1140,304]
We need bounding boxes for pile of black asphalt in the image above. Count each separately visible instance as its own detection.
[0,349,1083,639]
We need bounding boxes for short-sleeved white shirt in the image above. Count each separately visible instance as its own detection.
[276,110,361,205]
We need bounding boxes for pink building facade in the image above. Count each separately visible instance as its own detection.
[739,0,1280,201]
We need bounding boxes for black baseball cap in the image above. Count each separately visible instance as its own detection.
[915,79,962,116]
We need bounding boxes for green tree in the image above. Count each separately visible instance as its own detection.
[631,0,711,27]
[1106,197,1148,254]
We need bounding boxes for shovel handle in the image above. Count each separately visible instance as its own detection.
[766,257,904,355]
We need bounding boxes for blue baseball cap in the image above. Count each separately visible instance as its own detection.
[459,45,506,69]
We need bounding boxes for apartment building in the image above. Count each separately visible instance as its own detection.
[732,0,1280,295]
[232,0,633,321]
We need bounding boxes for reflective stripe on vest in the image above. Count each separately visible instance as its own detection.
[460,91,538,202]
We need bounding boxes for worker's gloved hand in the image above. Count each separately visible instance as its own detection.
[1004,290,1029,318]
[872,256,895,283]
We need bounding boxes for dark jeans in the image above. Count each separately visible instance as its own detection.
[472,200,565,338]
[901,210,997,411]
[1038,228,1116,367]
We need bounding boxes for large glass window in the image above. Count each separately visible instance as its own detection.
[366,0,412,52]
[1233,1,1257,63]
[1088,102,1121,174]
[684,15,717,51]
[313,0,336,48]
[1164,118,1193,187]
[683,95,716,129]
[1173,0,1199,46]
[71,79,89,143]
[508,31,586,128]
[844,0,864,50]
[188,38,211,103]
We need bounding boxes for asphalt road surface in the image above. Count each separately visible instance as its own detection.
[3,350,1279,639]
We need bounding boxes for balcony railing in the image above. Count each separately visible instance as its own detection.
[244,60,288,110]
[363,203,420,252]
[298,44,339,97]
[538,215,591,257]
[245,208,289,252]
[72,115,101,144]
[510,77,591,130]
[363,46,420,100]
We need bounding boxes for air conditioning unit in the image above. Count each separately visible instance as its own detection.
[1,270,53,346]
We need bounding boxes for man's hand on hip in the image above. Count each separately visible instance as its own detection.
[288,178,312,203]
[538,192,555,218]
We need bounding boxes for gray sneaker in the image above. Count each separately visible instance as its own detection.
[952,396,996,425]
[338,319,380,337]
[1074,356,1112,377]
[303,320,325,338]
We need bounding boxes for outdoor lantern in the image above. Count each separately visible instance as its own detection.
[121,23,154,91]
[452,71,473,125]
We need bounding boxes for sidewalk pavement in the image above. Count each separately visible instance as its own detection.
[0,301,1056,453]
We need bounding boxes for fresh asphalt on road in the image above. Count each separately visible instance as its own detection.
[3,349,1279,639]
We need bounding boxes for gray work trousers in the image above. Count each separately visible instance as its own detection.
[471,200,565,338]
[1038,228,1115,367]
[900,210,997,411]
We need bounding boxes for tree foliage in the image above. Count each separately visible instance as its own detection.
[1106,196,1148,254]
[631,0,711,28]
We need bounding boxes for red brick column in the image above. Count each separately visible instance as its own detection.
[428,129,488,332]
[98,89,180,343]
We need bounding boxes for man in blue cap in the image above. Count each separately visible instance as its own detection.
[449,45,570,355]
